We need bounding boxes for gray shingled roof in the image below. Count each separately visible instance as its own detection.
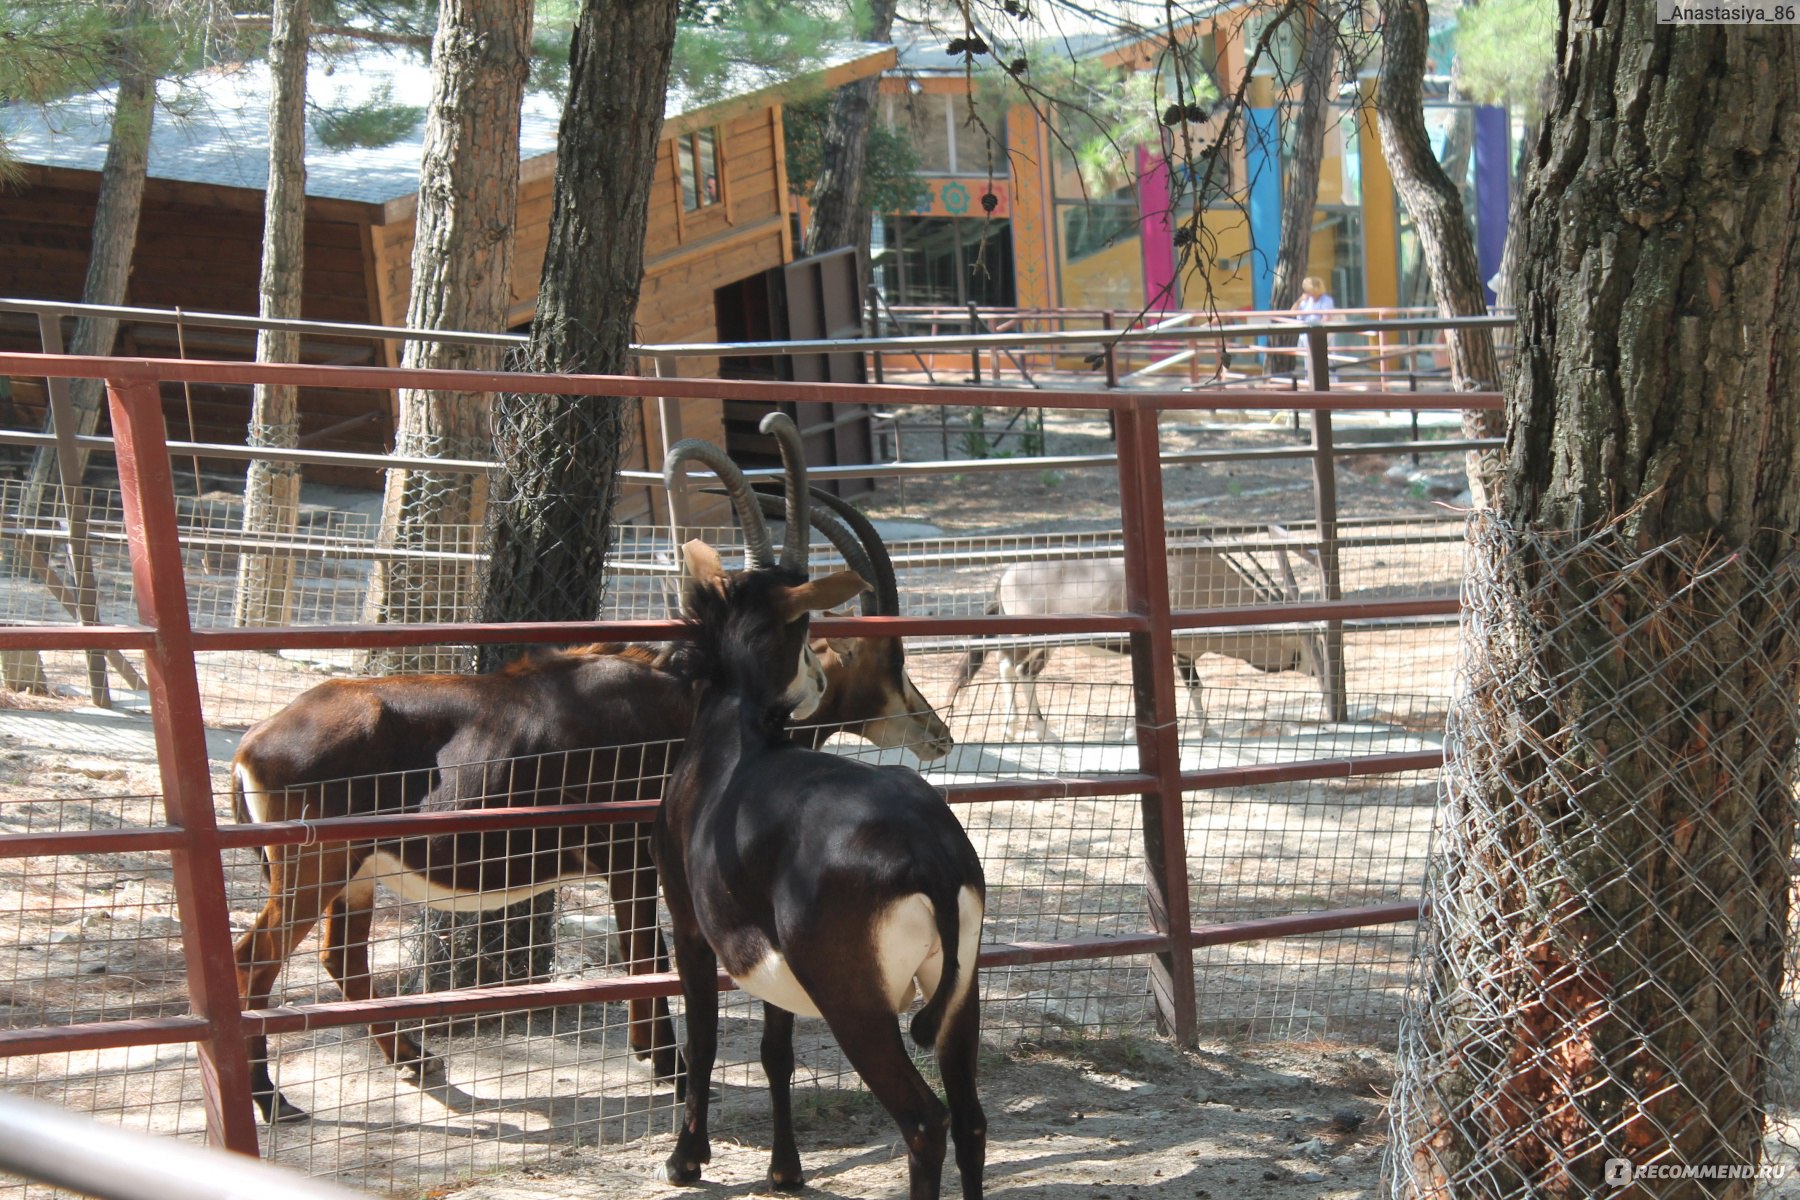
[0,41,889,208]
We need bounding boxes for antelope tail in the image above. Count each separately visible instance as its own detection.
[230,765,249,825]
[230,766,275,881]
[908,879,969,1049]
[946,596,1003,699]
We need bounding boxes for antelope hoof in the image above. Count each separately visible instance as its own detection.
[657,1156,706,1186]
[256,1091,310,1125]
[398,1049,445,1084]
[768,1163,806,1191]
[640,1042,682,1081]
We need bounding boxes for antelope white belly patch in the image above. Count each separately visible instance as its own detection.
[733,951,824,1018]
[731,890,983,1018]
[241,766,583,913]
[358,851,580,913]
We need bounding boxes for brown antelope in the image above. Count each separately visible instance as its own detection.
[947,547,1313,738]
[655,445,986,1200]
[231,417,950,1126]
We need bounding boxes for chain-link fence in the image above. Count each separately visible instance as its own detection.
[1389,516,1800,1197]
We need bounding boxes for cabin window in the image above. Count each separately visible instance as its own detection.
[887,93,1006,176]
[678,127,722,211]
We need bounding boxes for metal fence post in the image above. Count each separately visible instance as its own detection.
[864,284,885,384]
[1114,397,1197,1046]
[966,303,982,384]
[105,377,263,1156]
[1305,327,1349,722]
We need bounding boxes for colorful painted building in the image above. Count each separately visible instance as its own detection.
[871,13,1514,317]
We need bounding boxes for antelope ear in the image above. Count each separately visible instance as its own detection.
[778,570,870,621]
[683,539,728,593]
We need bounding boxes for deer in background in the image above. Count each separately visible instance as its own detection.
[948,541,1315,738]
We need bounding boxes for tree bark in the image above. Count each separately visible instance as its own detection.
[1397,13,1800,1198]
[23,7,155,503]
[801,0,899,259]
[1267,0,1337,316]
[1375,1,1499,373]
[7,1,155,693]
[441,0,678,990]
[234,0,310,631]
[363,0,532,676]
[475,0,679,653]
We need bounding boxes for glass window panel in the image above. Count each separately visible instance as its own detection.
[906,94,952,174]
[946,94,1005,175]
[895,216,961,304]
[678,137,699,210]
[1338,116,1362,207]
[962,218,1015,306]
[1059,203,1140,265]
[1330,209,1364,307]
[696,128,719,206]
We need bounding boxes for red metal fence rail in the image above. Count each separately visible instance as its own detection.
[0,348,1500,1159]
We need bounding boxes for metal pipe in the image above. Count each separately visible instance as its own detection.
[1115,397,1197,1045]
[0,296,1512,359]
[104,379,261,1154]
[0,1091,369,1198]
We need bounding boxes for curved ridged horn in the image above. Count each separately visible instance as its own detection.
[758,412,809,572]
[804,486,901,617]
[749,491,881,618]
[662,438,773,568]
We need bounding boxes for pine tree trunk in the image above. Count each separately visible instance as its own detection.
[23,14,155,503]
[1395,15,1800,1198]
[801,0,898,258]
[363,0,531,678]
[365,0,538,986]
[476,0,679,652]
[1374,0,1500,393]
[7,6,155,694]
[1267,0,1336,316]
[435,0,676,990]
[235,0,309,631]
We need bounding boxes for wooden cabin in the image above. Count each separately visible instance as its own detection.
[0,43,893,516]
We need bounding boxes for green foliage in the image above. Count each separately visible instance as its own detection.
[1452,0,1554,113]
[991,51,1219,201]
[310,80,422,148]
[0,0,208,179]
[312,0,438,43]
[0,3,116,107]
[1021,408,1044,456]
[670,0,842,107]
[782,91,929,215]
[527,0,580,102]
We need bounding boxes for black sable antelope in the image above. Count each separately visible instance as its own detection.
[231,415,950,1125]
[655,442,987,1200]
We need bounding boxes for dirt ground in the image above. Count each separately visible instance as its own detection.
[446,1036,1394,1200]
[854,404,1469,537]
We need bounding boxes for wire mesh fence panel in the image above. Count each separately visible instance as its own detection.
[258,1002,677,1193]
[1187,767,1438,1039]
[0,373,1500,1195]
[1388,518,1800,1199]
[966,796,1156,1043]
[230,741,690,1191]
[0,775,185,1034]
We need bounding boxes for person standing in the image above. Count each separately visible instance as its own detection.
[1295,275,1335,321]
